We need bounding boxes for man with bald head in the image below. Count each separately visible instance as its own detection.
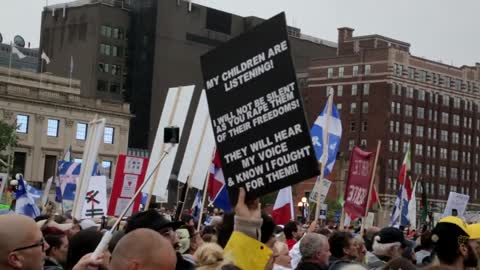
[0,214,49,270]
[110,228,177,270]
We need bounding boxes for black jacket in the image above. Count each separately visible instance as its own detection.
[175,252,195,270]
[295,260,328,270]
[44,257,64,270]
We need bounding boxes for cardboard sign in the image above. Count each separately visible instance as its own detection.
[443,192,469,217]
[309,177,332,203]
[318,203,328,220]
[200,13,319,202]
[81,176,107,218]
[108,155,149,217]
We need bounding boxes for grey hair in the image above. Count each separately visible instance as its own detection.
[299,233,328,259]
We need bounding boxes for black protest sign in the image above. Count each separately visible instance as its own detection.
[201,12,319,203]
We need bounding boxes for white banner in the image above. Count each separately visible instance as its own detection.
[177,90,215,190]
[443,192,469,217]
[142,86,194,201]
[309,177,331,203]
[82,176,107,218]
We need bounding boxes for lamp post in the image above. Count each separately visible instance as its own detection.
[297,197,308,224]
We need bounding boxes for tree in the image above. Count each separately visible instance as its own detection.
[0,119,17,172]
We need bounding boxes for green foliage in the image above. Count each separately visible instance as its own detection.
[325,198,342,221]
[0,120,17,152]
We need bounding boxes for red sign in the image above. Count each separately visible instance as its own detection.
[343,146,375,219]
[107,155,149,217]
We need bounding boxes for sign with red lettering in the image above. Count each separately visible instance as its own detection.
[107,155,149,217]
[343,146,375,219]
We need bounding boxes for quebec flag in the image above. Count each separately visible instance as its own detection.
[310,96,342,177]
[15,175,41,218]
[390,186,410,227]
[55,161,99,202]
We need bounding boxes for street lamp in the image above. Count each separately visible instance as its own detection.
[298,197,308,223]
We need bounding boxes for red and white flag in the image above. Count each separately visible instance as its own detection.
[398,145,413,200]
[272,186,294,225]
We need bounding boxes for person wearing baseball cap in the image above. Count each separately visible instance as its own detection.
[371,227,411,267]
[431,216,478,270]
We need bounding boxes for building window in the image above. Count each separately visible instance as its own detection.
[406,87,414,98]
[441,112,449,124]
[451,168,458,179]
[350,103,357,114]
[76,123,88,140]
[327,68,333,78]
[362,102,368,113]
[111,64,120,76]
[360,139,367,148]
[403,141,409,153]
[337,85,343,97]
[408,67,415,79]
[405,105,413,117]
[440,166,447,178]
[363,84,369,96]
[417,89,425,101]
[348,139,355,150]
[419,70,427,82]
[16,114,29,133]
[404,123,412,135]
[452,132,459,144]
[109,83,120,93]
[337,104,342,114]
[98,63,109,73]
[442,95,449,106]
[112,46,122,57]
[453,97,461,109]
[349,122,356,132]
[100,44,111,56]
[353,65,359,76]
[97,80,108,92]
[364,65,371,75]
[452,115,459,126]
[362,121,368,132]
[396,103,401,114]
[389,121,395,133]
[416,126,424,137]
[351,84,358,96]
[102,160,113,178]
[417,107,424,119]
[414,162,422,173]
[104,127,114,144]
[415,144,423,156]
[440,148,447,159]
[339,67,344,78]
[440,130,448,142]
[451,150,459,161]
[47,119,59,137]
[101,25,112,37]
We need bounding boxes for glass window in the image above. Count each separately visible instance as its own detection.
[102,160,112,178]
[440,130,448,142]
[47,119,59,137]
[112,46,118,57]
[363,84,369,96]
[451,150,459,161]
[350,122,356,132]
[111,64,119,76]
[406,87,414,98]
[351,84,358,96]
[417,107,424,119]
[362,102,368,114]
[415,144,423,156]
[104,127,114,144]
[337,85,343,97]
[327,68,333,78]
[109,83,119,93]
[339,67,344,78]
[348,139,355,150]
[416,126,424,137]
[97,80,108,92]
[106,26,112,38]
[441,112,449,124]
[76,123,88,140]
[113,28,119,39]
[350,103,357,114]
[365,65,371,75]
[16,114,29,133]
[417,89,425,101]
[362,121,368,132]
[360,139,367,147]
[442,95,449,106]
[408,67,415,79]
[353,66,359,76]
[404,123,412,135]
[405,105,413,117]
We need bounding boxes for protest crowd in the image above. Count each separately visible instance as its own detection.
[1,183,480,270]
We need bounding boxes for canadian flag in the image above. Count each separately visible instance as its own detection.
[272,186,294,225]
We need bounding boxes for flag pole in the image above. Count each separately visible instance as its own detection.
[197,169,211,231]
[398,142,410,226]
[8,43,13,83]
[314,93,334,221]
[361,140,381,236]
[40,60,44,86]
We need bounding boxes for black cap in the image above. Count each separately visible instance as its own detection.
[376,227,408,247]
[125,209,183,233]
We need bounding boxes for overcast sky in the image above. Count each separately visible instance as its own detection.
[1,0,478,66]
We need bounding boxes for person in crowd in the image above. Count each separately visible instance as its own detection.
[415,231,433,266]
[125,209,194,270]
[108,230,125,253]
[371,227,410,267]
[431,216,478,270]
[176,225,205,266]
[401,240,416,265]
[181,214,195,227]
[65,229,110,270]
[382,257,416,270]
[194,242,237,270]
[296,233,331,270]
[352,236,367,265]
[109,228,177,270]
[328,231,359,270]
[43,228,69,270]
[202,225,218,243]
[273,241,292,270]
[78,219,99,231]
[0,214,49,270]
[285,221,302,250]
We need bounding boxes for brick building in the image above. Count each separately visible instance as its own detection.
[301,27,480,213]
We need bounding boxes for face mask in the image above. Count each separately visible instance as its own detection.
[273,264,292,270]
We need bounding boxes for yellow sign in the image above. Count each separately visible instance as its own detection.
[224,231,272,270]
